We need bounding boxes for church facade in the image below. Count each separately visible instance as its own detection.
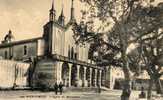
[0,0,107,89]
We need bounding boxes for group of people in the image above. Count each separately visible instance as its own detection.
[53,82,102,95]
[54,82,64,95]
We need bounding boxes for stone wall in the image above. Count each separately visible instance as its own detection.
[0,60,30,89]
[32,59,58,89]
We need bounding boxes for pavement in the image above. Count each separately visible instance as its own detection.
[0,89,162,100]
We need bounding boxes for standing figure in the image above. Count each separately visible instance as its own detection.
[139,87,146,98]
[59,82,63,95]
[98,85,101,93]
[54,83,58,95]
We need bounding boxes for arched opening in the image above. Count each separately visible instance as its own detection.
[61,63,69,87]
[86,68,90,87]
[92,69,95,87]
[71,64,77,87]
[79,66,84,87]
[113,79,122,90]
[101,70,105,86]
[97,70,100,86]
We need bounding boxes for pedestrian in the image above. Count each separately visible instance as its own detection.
[139,87,146,98]
[54,83,58,95]
[97,85,101,93]
[59,82,63,95]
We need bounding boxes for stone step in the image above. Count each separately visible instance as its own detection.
[63,86,109,93]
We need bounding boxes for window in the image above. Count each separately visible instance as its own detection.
[71,47,74,59]
[68,45,71,58]
[68,50,71,59]
[75,53,77,59]
[4,51,7,59]
[24,45,27,55]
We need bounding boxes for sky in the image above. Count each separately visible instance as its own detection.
[0,0,84,41]
[0,0,162,42]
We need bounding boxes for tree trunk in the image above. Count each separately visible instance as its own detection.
[155,78,163,95]
[121,79,132,100]
[121,49,132,100]
[147,79,154,100]
[117,21,132,100]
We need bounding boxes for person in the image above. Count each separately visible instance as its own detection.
[139,87,146,98]
[58,82,63,95]
[97,84,101,93]
[54,83,58,95]
[121,86,131,100]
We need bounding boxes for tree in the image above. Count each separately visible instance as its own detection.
[140,30,163,99]
[72,0,163,99]
[128,29,163,99]
[129,3,163,99]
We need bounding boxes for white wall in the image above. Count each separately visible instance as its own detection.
[0,60,30,88]
[51,24,90,62]
[37,39,45,56]
[52,26,65,55]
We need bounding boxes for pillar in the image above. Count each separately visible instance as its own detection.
[99,70,102,87]
[68,63,72,87]
[89,68,92,87]
[83,66,87,87]
[57,62,63,84]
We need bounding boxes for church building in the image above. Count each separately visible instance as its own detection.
[0,0,107,89]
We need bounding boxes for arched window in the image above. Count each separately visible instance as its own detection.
[68,49,71,59]
[4,51,7,59]
[68,45,71,58]
[75,52,77,59]
[24,45,27,55]
[71,47,74,59]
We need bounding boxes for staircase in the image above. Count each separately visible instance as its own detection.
[63,86,109,93]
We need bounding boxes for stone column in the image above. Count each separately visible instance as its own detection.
[89,68,92,87]
[83,66,87,87]
[99,70,102,87]
[68,63,72,87]
[57,62,63,84]
[76,65,80,87]
[94,69,98,87]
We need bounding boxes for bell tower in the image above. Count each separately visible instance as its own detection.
[43,0,56,56]
[43,0,66,56]
[69,0,76,23]
[49,0,56,22]
[58,7,65,26]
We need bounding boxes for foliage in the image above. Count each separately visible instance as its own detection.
[73,0,163,99]
[73,0,163,72]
